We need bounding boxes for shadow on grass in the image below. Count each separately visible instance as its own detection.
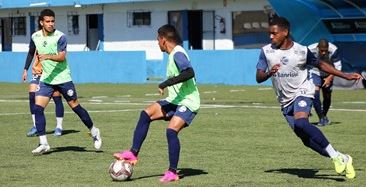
[310,122,341,126]
[130,168,208,181]
[46,129,80,136]
[265,168,345,181]
[44,146,103,154]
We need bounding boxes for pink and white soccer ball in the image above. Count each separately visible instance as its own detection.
[108,160,133,181]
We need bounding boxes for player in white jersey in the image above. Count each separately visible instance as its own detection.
[256,17,360,179]
[308,39,342,126]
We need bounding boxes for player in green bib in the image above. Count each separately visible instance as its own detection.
[114,24,200,183]
[31,9,102,155]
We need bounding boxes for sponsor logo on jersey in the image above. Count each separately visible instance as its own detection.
[43,41,47,47]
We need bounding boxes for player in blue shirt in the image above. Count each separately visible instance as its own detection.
[256,17,360,179]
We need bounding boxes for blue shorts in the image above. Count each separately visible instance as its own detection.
[310,73,321,87]
[157,100,197,126]
[30,74,41,85]
[36,81,78,101]
[281,96,313,129]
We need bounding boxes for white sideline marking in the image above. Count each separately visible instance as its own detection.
[203,91,217,94]
[92,96,108,99]
[229,89,246,92]
[1,102,366,116]
[342,101,366,104]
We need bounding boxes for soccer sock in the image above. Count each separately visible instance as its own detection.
[293,127,329,157]
[294,118,330,155]
[39,135,48,145]
[29,92,36,126]
[34,105,46,136]
[131,111,151,155]
[167,128,180,173]
[323,93,331,116]
[72,104,93,129]
[32,114,36,127]
[52,96,64,129]
[325,144,338,158]
[313,90,323,119]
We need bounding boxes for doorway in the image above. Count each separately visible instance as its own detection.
[86,14,103,50]
[1,18,12,51]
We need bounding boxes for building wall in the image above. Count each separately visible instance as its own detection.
[0,0,270,59]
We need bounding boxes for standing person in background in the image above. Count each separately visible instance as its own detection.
[22,32,64,137]
[114,24,200,183]
[31,9,101,155]
[308,39,342,126]
[256,17,360,179]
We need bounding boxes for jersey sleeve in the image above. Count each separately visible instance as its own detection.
[24,40,36,70]
[256,49,268,71]
[306,48,320,67]
[57,35,67,52]
[173,52,192,72]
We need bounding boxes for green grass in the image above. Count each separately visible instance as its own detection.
[0,82,365,186]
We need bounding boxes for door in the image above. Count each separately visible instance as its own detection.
[86,14,103,51]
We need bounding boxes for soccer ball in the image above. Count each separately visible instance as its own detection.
[108,160,133,181]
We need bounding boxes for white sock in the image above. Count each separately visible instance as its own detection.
[325,144,339,158]
[56,117,63,129]
[39,135,48,145]
[90,126,98,135]
[32,114,36,127]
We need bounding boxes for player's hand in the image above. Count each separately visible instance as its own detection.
[269,64,281,76]
[32,65,42,75]
[322,76,333,88]
[22,70,27,82]
[345,73,362,80]
[159,88,164,96]
[38,54,49,61]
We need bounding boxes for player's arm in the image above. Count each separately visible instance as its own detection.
[159,52,195,90]
[22,40,36,82]
[38,35,67,62]
[306,48,361,81]
[256,49,280,83]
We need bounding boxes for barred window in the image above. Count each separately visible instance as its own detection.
[130,12,151,26]
[67,15,79,35]
[11,17,26,36]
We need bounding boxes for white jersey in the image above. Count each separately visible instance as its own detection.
[308,42,342,77]
[258,42,318,107]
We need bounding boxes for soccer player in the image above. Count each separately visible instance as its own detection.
[31,9,101,155]
[22,44,64,137]
[308,39,342,126]
[256,17,360,179]
[113,24,200,183]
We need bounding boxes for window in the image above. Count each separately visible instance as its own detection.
[11,17,26,36]
[128,11,151,27]
[232,11,270,48]
[67,15,79,35]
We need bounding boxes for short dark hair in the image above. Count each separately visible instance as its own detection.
[318,39,329,48]
[269,16,290,32]
[39,9,55,21]
[157,24,182,45]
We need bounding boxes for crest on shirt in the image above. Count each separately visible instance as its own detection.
[280,56,289,65]
[43,41,47,47]
[67,89,74,97]
[298,100,307,107]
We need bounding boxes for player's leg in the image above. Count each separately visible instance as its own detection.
[160,106,196,183]
[282,102,328,157]
[26,75,40,136]
[321,82,333,125]
[292,96,355,178]
[52,91,64,136]
[311,73,324,124]
[32,81,53,155]
[59,81,102,150]
[113,101,166,163]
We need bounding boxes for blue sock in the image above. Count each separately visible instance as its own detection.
[72,104,93,129]
[29,92,35,114]
[52,96,64,118]
[293,126,329,157]
[131,111,151,155]
[313,90,323,119]
[167,128,180,173]
[294,118,329,157]
[34,105,46,135]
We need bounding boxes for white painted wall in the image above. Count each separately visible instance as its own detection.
[1,0,270,59]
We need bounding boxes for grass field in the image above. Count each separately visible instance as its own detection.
[0,82,365,186]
